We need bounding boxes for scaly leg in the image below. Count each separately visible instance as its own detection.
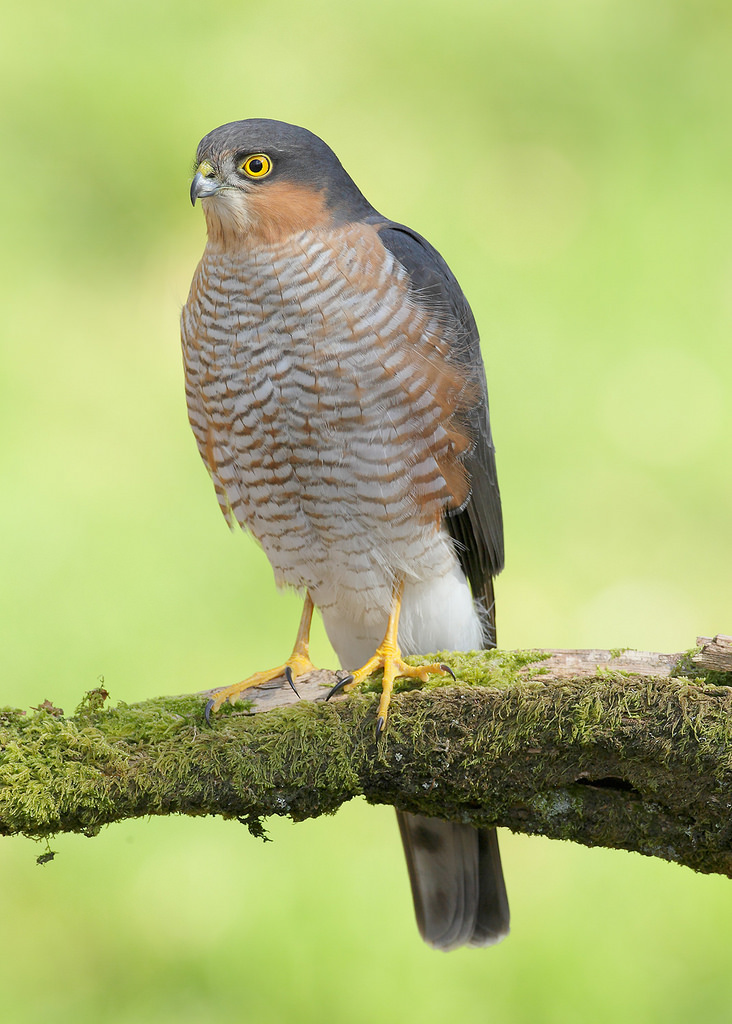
[205,593,317,721]
[328,578,455,737]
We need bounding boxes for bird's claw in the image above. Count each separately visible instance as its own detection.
[326,674,354,701]
[285,666,301,697]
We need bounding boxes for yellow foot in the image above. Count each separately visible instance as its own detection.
[205,593,317,723]
[205,651,317,722]
[327,644,455,738]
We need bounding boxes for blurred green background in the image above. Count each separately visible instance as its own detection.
[1,0,731,1021]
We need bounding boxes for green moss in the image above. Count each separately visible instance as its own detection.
[4,662,732,877]
[671,648,705,678]
[74,687,110,715]
[0,686,370,839]
[345,649,553,699]
[402,648,552,689]
[702,671,732,688]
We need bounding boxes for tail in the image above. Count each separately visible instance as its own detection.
[396,813,509,950]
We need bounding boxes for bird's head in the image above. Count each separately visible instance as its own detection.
[190,118,373,247]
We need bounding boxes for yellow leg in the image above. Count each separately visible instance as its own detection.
[330,579,454,737]
[205,593,317,720]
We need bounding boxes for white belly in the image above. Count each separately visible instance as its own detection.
[321,559,484,665]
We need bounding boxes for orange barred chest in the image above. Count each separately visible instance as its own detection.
[180,226,471,582]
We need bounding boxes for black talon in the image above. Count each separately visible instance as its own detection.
[376,715,385,739]
[441,663,456,681]
[326,674,353,701]
[204,698,215,725]
[285,666,301,698]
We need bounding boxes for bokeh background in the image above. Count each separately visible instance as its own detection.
[1,0,731,1021]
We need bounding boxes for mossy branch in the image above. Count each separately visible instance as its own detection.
[2,636,732,876]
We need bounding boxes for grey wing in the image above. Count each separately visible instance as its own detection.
[374,220,504,645]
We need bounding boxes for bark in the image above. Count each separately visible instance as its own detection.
[1,636,731,875]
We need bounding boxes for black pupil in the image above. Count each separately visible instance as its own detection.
[249,158,264,174]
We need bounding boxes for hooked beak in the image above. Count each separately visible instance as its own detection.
[190,161,222,205]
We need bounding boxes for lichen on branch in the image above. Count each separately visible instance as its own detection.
[1,641,731,877]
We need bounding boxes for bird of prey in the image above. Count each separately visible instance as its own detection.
[181,118,509,949]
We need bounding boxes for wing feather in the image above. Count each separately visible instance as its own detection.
[373,219,504,643]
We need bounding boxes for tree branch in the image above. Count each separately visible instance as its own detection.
[2,637,731,876]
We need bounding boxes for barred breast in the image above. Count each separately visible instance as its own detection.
[181,223,472,627]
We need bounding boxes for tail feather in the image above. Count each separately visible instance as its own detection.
[472,826,511,945]
[397,811,509,950]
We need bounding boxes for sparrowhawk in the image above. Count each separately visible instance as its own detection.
[181,118,509,950]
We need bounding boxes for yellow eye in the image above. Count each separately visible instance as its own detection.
[239,154,272,179]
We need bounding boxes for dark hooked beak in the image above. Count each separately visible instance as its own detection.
[190,161,222,206]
